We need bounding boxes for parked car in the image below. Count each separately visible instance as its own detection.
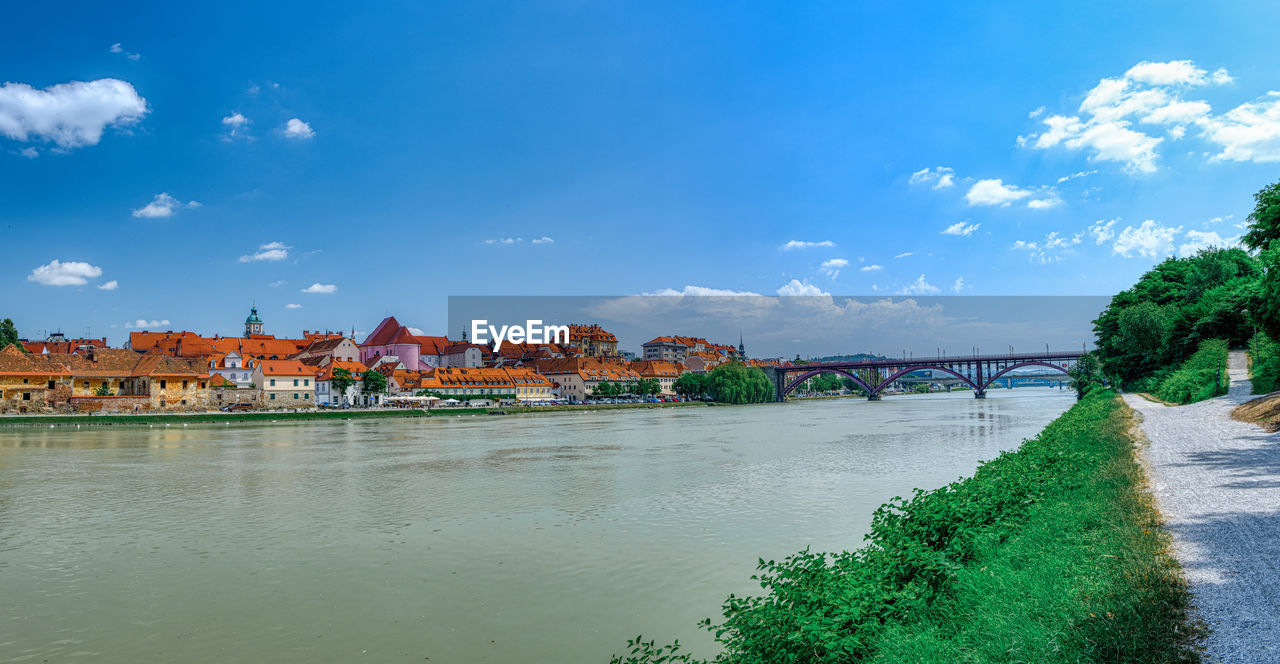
[220,403,253,412]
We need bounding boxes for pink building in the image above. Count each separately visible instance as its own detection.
[359,317,451,371]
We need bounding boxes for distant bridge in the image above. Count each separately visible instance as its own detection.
[760,350,1084,401]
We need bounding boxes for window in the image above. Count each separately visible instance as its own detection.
[270,393,276,400]
[293,379,299,387]
[22,392,31,401]
[83,381,89,389]
[101,381,108,389]
[293,393,298,399]
[159,400,166,407]
[200,381,206,389]
[270,379,276,387]
[160,379,167,389]
[22,378,28,384]
[304,379,309,386]
[182,380,188,389]
[180,399,187,406]
[303,393,309,399]
[48,380,55,389]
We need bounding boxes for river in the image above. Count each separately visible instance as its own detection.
[0,388,1073,663]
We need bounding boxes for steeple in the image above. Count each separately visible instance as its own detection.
[738,331,746,360]
[244,302,264,336]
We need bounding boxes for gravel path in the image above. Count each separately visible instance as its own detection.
[1124,351,1280,663]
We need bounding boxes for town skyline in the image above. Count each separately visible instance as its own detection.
[8,2,1280,342]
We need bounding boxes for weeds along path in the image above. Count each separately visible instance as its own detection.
[1125,351,1280,663]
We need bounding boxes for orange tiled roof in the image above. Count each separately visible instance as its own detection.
[255,359,313,376]
[0,344,72,375]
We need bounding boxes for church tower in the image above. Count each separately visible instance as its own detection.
[738,332,747,361]
[245,303,263,336]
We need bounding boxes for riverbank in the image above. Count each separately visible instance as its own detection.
[0,399,709,427]
[615,389,1199,664]
[1125,351,1280,662]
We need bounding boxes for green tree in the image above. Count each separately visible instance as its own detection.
[1067,352,1102,399]
[673,372,709,397]
[331,367,356,404]
[592,380,618,398]
[0,318,22,353]
[94,383,113,396]
[362,369,388,397]
[706,362,774,404]
[1243,180,1280,251]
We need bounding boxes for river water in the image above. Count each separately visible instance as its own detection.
[0,388,1073,663]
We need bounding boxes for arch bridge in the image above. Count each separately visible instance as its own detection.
[760,350,1084,401]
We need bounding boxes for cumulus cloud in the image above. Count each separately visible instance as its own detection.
[1011,231,1083,263]
[819,258,849,278]
[1178,229,1238,257]
[485,237,522,245]
[779,239,836,250]
[531,236,554,244]
[239,241,290,262]
[951,276,968,293]
[1088,219,1118,245]
[0,78,148,149]
[283,118,314,139]
[27,259,103,286]
[965,179,1032,206]
[221,112,250,140]
[861,264,884,271]
[642,285,762,297]
[132,192,200,218]
[1113,219,1181,258]
[894,252,914,259]
[301,283,337,294]
[285,303,302,309]
[899,274,940,295]
[124,319,170,329]
[1199,93,1280,163]
[941,221,981,237]
[1027,197,1063,209]
[908,166,955,189]
[776,279,828,296]
[97,280,118,291]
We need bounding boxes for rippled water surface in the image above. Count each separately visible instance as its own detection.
[0,389,1073,663]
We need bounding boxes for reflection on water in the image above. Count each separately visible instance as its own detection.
[0,388,1073,663]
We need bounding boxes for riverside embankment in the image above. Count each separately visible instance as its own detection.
[1125,351,1280,663]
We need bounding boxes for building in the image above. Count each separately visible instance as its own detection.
[119,352,209,411]
[503,366,555,402]
[360,316,453,371]
[294,337,361,364]
[0,345,72,413]
[531,357,641,401]
[628,360,686,395]
[567,324,618,358]
[251,359,315,408]
[315,360,368,406]
[439,342,484,368]
[641,337,689,362]
[682,351,727,373]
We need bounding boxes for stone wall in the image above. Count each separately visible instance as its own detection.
[69,396,153,413]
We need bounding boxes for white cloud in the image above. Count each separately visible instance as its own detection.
[908,166,955,189]
[941,221,981,237]
[97,280,118,291]
[1206,214,1232,225]
[239,241,290,262]
[1088,219,1118,245]
[1056,169,1097,183]
[776,279,828,296]
[531,236,554,244]
[1178,229,1238,257]
[1124,60,1221,86]
[125,319,170,329]
[1199,94,1280,163]
[269,280,285,287]
[951,276,967,293]
[899,274,940,295]
[642,285,762,297]
[132,192,200,218]
[27,259,103,286]
[19,146,38,158]
[860,264,883,272]
[0,79,148,149]
[1027,197,1063,209]
[285,303,303,309]
[1029,106,1045,118]
[109,43,140,60]
[1011,231,1083,263]
[301,283,337,294]
[894,251,914,259]
[965,178,1032,206]
[283,118,315,139]
[485,237,522,245]
[819,258,849,278]
[407,327,425,335]
[221,112,250,140]
[779,240,836,250]
[1113,219,1181,258]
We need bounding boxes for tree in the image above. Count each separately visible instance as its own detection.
[1254,243,1280,341]
[1067,352,1103,399]
[706,362,774,404]
[673,372,709,397]
[94,383,113,396]
[362,369,388,399]
[0,318,21,353]
[1243,180,1280,251]
[331,367,356,404]
[592,380,618,398]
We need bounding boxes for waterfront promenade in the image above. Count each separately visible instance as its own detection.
[1125,352,1280,663]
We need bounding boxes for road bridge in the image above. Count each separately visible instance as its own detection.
[760,350,1084,401]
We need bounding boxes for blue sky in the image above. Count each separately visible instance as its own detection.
[5,1,1280,345]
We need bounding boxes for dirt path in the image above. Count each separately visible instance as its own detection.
[1123,351,1280,663]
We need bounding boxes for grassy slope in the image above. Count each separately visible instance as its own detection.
[613,390,1198,664]
[868,392,1198,663]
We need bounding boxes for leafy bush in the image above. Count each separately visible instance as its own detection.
[1250,332,1280,394]
[1152,339,1228,404]
[612,391,1197,664]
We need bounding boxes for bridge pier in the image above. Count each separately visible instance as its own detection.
[866,393,881,401]
[974,390,986,399]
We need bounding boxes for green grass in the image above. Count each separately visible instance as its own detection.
[1152,339,1229,404]
[1249,332,1280,394]
[612,390,1199,664]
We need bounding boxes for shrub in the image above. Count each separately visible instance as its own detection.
[1250,332,1280,394]
[1153,339,1229,404]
